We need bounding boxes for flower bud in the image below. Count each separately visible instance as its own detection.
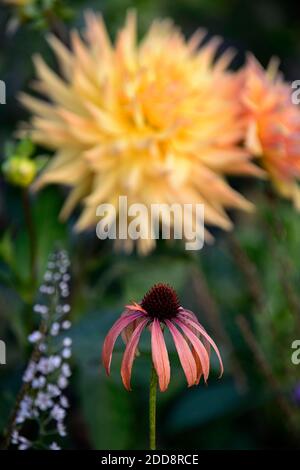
[2,155,37,187]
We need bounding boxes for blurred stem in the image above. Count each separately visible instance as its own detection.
[22,189,37,290]
[236,314,298,435]
[191,263,248,393]
[149,363,158,451]
[227,232,265,312]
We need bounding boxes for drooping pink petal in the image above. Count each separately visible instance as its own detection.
[179,308,211,356]
[174,319,210,383]
[165,320,197,387]
[178,307,198,322]
[102,312,145,375]
[121,319,148,391]
[178,314,224,377]
[191,346,203,385]
[125,303,147,314]
[151,319,171,392]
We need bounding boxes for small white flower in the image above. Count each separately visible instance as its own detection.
[57,422,67,437]
[28,331,42,343]
[58,376,69,389]
[60,395,69,408]
[18,442,31,450]
[50,355,62,369]
[32,376,46,389]
[11,430,19,444]
[50,322,60,336]
[53,272,61,281]
[62,321,71,330]
[35,392,53,411]
[44,271,53,282]
[49,442,61,450]
[16,396,33,423]
[62,304,71,313]
[62,348,72,359]
[37,358,51,374]
[63,337,72,347]
[47,384,61,398]
[33,304,48,315]
[51,405,66,421]
[23,362,36,383]
[61,363,71,378]
[38,343,47,353]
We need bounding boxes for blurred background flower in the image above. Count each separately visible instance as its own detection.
[240,56,300,209]
[21,12,261,254]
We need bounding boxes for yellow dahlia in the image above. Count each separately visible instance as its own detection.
[240,55,300,209]
[21,12,260,253]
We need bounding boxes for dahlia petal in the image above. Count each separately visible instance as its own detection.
[165,320,197,387]
[33,55,81,111]
[60,179,92,220]
[47,34,73,80]
[85,12,112,58]
[174,319,210,383]
[179,315,223,377]
[102,312,145,375]
[151,319,171,392]
[121,319,148,390]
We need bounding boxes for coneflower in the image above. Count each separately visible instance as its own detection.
[102,283,223,449]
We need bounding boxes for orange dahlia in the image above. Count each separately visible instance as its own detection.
[21,12,260,253]
[240,55,300,209]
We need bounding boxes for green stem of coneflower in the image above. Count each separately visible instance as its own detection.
[149,363,158,450]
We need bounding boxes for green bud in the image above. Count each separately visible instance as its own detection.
[2,156,37,188]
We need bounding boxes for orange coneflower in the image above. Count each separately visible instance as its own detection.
[240,55,300,208]
[102,283,223,392]
[20,12,261,253]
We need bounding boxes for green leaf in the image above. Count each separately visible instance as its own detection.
[166,380,248,433]
[71,309,134,449]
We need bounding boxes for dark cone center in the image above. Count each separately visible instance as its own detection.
[141,283,181,320]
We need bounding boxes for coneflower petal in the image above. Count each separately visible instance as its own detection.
[121,319,148,391]
[179,315,224,377]
[102,312,145,375]
[179,308,211,354]
[151,319,171,392]
[165,320,197,387]
[174,319,210,382]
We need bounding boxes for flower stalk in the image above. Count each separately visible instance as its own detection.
[149,363,158,451]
